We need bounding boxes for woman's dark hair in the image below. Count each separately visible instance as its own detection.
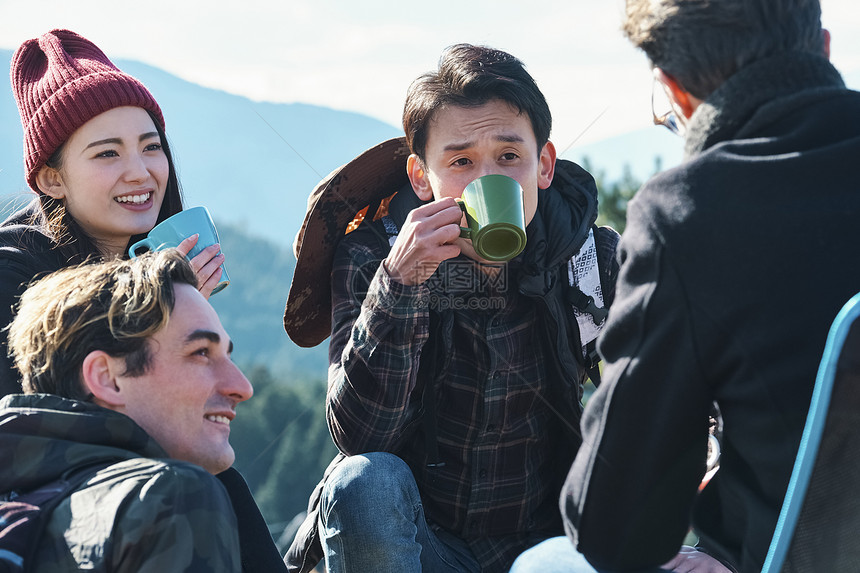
[33,109,184,264]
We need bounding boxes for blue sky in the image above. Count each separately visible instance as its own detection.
[2,0,858,151]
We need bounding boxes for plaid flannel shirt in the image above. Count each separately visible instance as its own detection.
[328,220,587,571]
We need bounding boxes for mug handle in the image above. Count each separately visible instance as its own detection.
[455,199,475,239]
[128,237,154,258]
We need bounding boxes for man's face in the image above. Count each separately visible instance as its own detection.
[115,283,253,474]
[408,98,555,262]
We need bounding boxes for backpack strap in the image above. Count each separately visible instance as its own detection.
[0,462,104,572]
[565,227,610,386]
[380,215,399,247]
[582,340,602,387]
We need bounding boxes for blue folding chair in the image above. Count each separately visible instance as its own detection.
[762,293,860,572]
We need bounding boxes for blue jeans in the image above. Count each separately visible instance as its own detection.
[510,536,671,573]
[509,536,598,573]
[318,452,481,573]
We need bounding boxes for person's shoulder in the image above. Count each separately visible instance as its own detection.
[100,457,230,501]
[89,458,237,540]
[0,198,44,233]
[59,458,240,570]
[0,222,49,251]
[340,185,421,255]
[69,457,231,522]
[594,224,620,272]
[636,159,693,197]
[335,215,394,267]
[0,201,56,264]
[628,158,709,232]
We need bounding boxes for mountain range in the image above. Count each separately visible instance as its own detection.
[0,49,684,377]
[0,49,688,245]
[5,51,854,376]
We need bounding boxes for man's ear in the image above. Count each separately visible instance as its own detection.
[654,68,700,119]
[406,154,434,201]
[34,164,66,199]
[823,28,831,60]
[81,350,125,409]
[538,140,557,190]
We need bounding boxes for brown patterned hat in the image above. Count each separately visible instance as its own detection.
[284,137,411,348]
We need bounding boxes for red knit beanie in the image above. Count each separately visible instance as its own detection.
[11,29,165,193]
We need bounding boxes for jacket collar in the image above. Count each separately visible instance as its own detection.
[525,159,598,272]
[518,159,598,299]
[685,52,845,157]
[0,394,168,491]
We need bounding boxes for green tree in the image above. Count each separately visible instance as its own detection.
[230,366,336,527]
[581,157,638,234]
[581,155,665,234]
[208,224,329,378]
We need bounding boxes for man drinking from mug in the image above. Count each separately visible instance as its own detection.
[284,44,619,573]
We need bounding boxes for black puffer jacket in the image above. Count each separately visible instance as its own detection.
[0,201,69,396]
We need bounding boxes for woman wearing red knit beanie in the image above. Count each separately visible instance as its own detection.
[0,28,226,396]
[0,29,288,573]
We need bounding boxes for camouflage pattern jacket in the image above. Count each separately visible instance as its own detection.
[0,394,241,572]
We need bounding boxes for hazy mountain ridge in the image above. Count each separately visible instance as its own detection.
[3,52,856,377]
[1,49,696,245]
[208,221,329,377]
[0,50,403,248]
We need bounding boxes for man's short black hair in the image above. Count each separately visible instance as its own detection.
[403,44,552,159]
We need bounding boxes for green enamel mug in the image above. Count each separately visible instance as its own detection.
[456,174,527,262]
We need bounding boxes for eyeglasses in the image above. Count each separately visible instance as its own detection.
[651,78,683,136]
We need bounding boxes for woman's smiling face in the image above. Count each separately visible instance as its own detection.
[38,106,168,257]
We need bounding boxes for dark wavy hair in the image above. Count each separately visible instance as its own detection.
[403,44,552,160]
